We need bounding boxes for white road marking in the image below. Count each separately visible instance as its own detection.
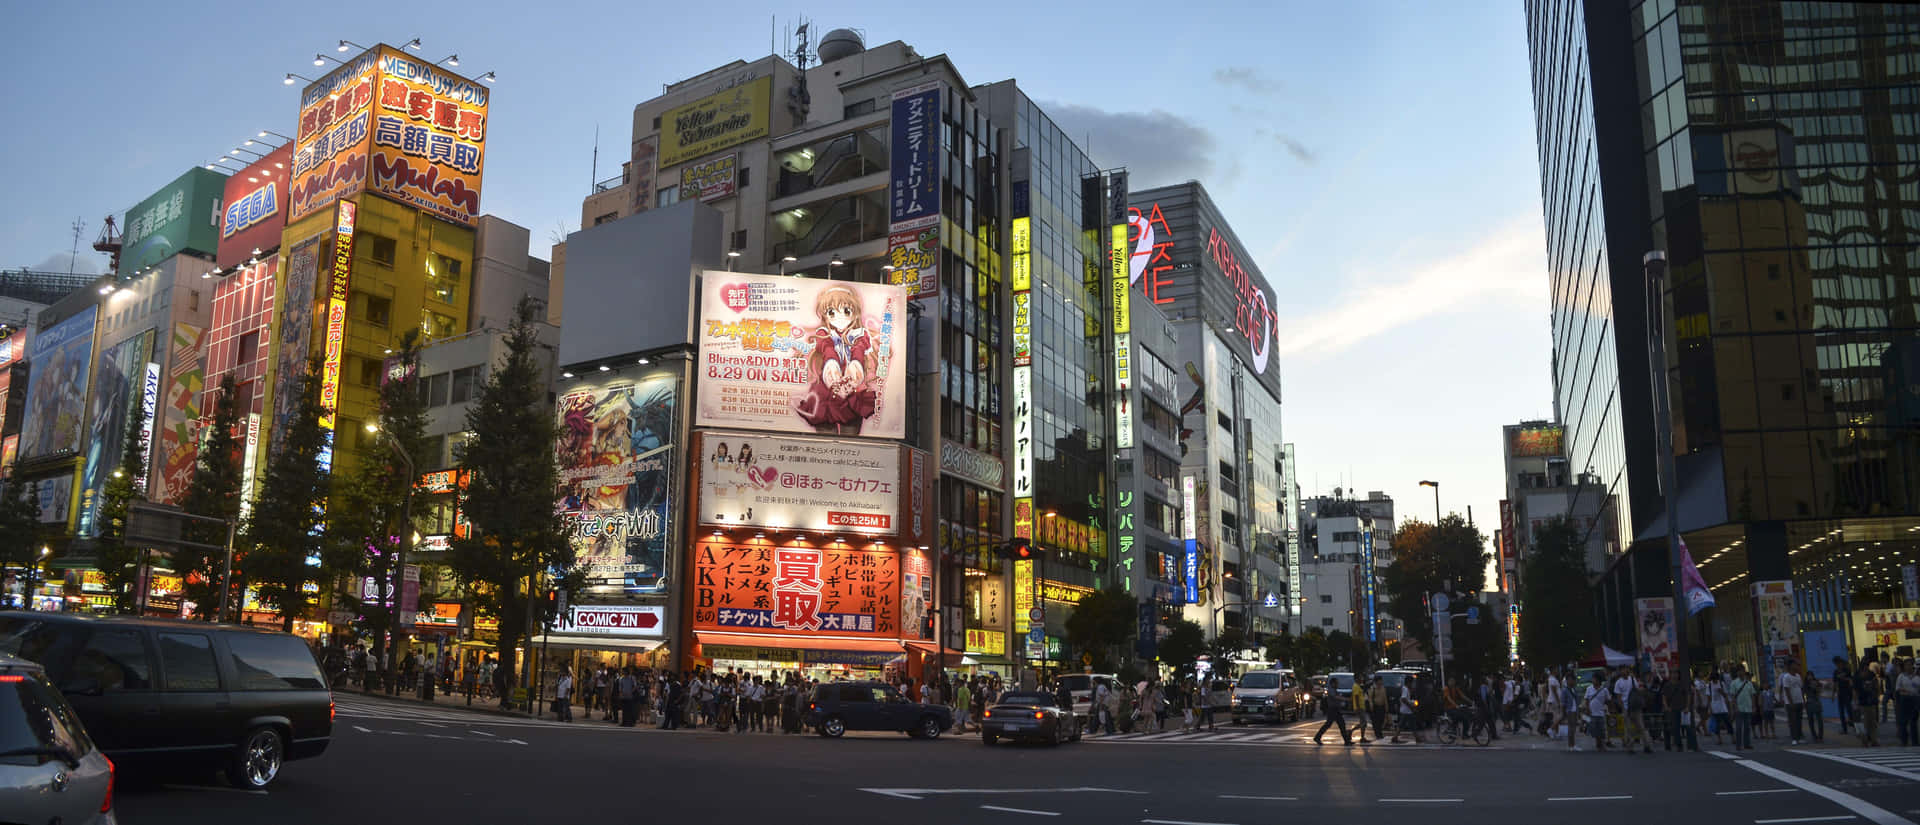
[1549,795,1633,801]
[1709,750,1744,760]
[1752,817,1857,824]
[1142,819,1239,825]
[417,721,446,728]
[470,730,495,736]
[981,805,1060,816]
[1796,750,1920,782]
[1718,789,1800,796]
[859,787,1149,801]
[1378,798,1464,803]
[1729,757,1909,825]
[352,725,371,733]
[1218,795,1297,801]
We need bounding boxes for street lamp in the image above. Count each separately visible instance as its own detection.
[779,255,798,277]
[365,421,417,693]
[1418,480,1440,525]
[725,250,742,271]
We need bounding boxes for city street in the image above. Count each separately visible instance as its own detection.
[115,695,1920,825]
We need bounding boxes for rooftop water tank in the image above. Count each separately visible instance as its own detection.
[818,28,865,62]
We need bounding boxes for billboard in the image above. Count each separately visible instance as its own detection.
[19,306,96,459]
[78,330,154,536]
[367,46,490,225]
[318,200,357,432]
[270,235,321,457]
[1635,596,1678,679]
[553,604,665,638]
[659,76,772,167]
[885,222,939,300]
[886,83,941,299]
[555,374,677,593]
[217,143,294,269]
[696,272,906,438]
[154,323,206,504]
[1507,424,1565,458]
[627,135,658,216]
[289,47,379,224]
[678,153,738,202]
[31,472,74,524]
[691,537,901,637]
[696,431,901,535]
[118,168,226,278]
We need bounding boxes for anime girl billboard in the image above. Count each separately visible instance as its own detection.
[696,272,905,439]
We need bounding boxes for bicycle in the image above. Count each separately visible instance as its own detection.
[1435,712,1492,746]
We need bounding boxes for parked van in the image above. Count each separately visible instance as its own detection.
[0,612,332,789]
[1054,673,1117,724]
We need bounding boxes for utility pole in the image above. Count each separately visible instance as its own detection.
[1645,251,1691,682]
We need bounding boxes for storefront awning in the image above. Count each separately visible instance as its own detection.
[534,634,665,653]
[903,640,965,666]
[694,632,904,666]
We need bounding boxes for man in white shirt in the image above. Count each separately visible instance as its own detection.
[1584,672,1611,751]
[1777,662,1806,744]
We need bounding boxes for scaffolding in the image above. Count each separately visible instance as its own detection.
[0,269,96,306]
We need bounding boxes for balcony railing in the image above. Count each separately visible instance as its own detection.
[593,174,626,194]
[770,195,887,261]
[776,130,886,199]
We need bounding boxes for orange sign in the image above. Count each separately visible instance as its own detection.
[691,538,901,637]
[289,50,380,224]
[366,48,489,225]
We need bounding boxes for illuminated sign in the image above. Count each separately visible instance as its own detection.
[239,413,260,520]
[1207,227,1277,376]
[1013,498,1033,540]
[965,628,1006,657]
[1015,558,1042,659]
[1181,476,1197,541]
[1181,475,1198,604]
[1113,332,1134,449]
[1127,203,1176,305]
[290,48,379,224]
[885,222,939,299]
[1111,207,1133,449]
[1012,292,1032,367]
[661,77,773,167]
[137,361,160,495]
[318,199,356,432]
[1507,425,1565,458]
[1110,223,1131,336]
[368,49,490,225]
[1012,366,1033,497]
[223,183,278,240]
[1010,217,1032,291]
[885,83,942,300]
[1361,522,1377,643]
[1039,580,1093,604]
[678,153,739,202]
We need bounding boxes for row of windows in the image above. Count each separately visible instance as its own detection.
[68,629,321,693]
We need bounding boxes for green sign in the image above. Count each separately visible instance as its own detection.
[118,167,226,277]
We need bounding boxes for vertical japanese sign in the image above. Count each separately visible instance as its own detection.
[1114,484,1135,594]
[137,361,160,495]
[271,236,321,459]
[1181,475,1198,605]
[1498,499,1517,592]
[368,46,490,225]
[1011,182,1034,541]
[1014,557,1039,659]
[1011,367,1033,504]
[1109,171,1133,449]
[318,200,356,434]
[1360,521,1377,642]
[887,82,941,299]
[78,330,153,536]
[239,414,261,520]
[1011,216,1032,367]
[1751,580,1800,687]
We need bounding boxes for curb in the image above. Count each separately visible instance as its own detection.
[340,688,535,719]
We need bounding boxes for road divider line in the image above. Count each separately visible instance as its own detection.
[1709,750,1744,760]
[1729,757,1908,825]
[1378,798,1464,803]
[1219,795,1297,801]
[1795,750,1920,782]
[1718,789,1800,796]
[1753,817,1857,824]
[470,730,495,736]
[1142,819,1239,825]
[1549,795,1632,801]
[981,806,1060,816]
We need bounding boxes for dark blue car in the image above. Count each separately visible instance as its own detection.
[805,681,952,739]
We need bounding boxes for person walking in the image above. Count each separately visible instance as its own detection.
[1833,658,1855,735]
[1392,676,1423,744]
[1663,670,1698,752]
[1730,668,1757,750]
[1584,672,1611,751]
[1805,666,1825,744]
[1368,674,1390,742]
[1896,659,1920,747]
[1315,674,1352,746]
[1778,661,1807,745]
[554,666,574,722]
[1094,678,1116,735]
[1857,654,1882,746]
[615,667,638,726]
[1349,676,1371,744]
[1708,670,1730,745]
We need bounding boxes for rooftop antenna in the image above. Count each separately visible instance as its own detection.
[787,20,813,120]
[590,123,599,192]
[67,217,85,276]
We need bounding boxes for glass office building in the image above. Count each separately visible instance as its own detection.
[1527,0,1920,667]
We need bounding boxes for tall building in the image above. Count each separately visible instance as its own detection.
[1499,420,1614,579]
[1124,182,1288,641]
[1297,491,1395,643]
[1525,0,1920,671]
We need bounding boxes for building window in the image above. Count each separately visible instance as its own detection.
[189,290,201,312]
[366,294,392,327]
[429,256,462,305]
[449,366,482,404]
[356,356,381,387]
[657,187,680,208]
[423,311,456,340]
[1321,617,1334,627]
[369,235,398,267]
[1321,595,1334,604]
[844,99,875,118]
[424,372,451,407]
[237,330,260,365]
[593,212,619,226]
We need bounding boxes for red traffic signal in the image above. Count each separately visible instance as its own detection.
[996,540,1034,560]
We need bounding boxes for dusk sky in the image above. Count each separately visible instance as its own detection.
[1,1,1553,563]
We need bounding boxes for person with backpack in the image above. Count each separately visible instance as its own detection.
[1730,668,1758,750]
[1583,671,1611,751]
[1619,670,1651,753]
[1857,654,1882,746]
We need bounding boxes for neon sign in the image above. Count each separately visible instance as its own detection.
[1207,227,1277,375]
[318,199,356,432]
[1128,203,1175,305]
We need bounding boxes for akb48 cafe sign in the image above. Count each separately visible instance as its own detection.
[683,272,936,678]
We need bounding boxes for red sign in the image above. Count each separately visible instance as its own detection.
[692,538,901,637]
[217,143,294,269]
[1864,611,1920,631]
[1129,203,1176,305]
[1207,226,1277,371]
[827,512,891,530]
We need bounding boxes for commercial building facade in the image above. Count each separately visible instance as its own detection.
[1526,0,1920,672]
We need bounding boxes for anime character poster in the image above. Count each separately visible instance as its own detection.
[18,306,97,460]
[271,234,321,458]
[78,329,154,537]
[1635,597,1678,679]
[154,323,206,504]
[696,272,906,439]
[555,374,676,594]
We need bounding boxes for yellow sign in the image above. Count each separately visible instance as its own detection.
[1040,580,1092,605]
[365,46,492,226]
[660,77,773,167]
[965,628,1006,657]
[1010,217,1032,292]
[1110,224,1130,335]
[1013,559,1034,636]
[318,200,356,431]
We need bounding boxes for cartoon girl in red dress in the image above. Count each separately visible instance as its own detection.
[795,285,878,435]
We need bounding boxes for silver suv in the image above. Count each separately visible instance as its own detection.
[0,653,117,824]
[1230,669,1303,724]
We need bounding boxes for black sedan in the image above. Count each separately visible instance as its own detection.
[981,691,1081,746]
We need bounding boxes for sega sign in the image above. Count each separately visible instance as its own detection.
[223,184,278,239]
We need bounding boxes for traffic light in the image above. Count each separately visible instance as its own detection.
[542,589,558,614]
[995,540,1034,560]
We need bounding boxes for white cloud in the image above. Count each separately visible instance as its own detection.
[31,251,103,275]
[1041,102,1215,188]
[1278,215,1547,359]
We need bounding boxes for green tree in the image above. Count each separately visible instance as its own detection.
[1381,515,1491,651]
[448,298,569,703]
[331,333,428,663]
[1157,619,1207,680]
[1518,516,1598,668]
[176,375,246,619]
[1290,627,1331,675]
[1063,587,1137,672]
[1327,629,1370,673]
[0,475,44,595]
[94,404,151,614]
[244,364,332,631]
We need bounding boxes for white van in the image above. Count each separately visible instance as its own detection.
[1054,673,1117,724]
[1231,669,1304,724]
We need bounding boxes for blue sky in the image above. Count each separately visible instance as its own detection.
[1,1,1552,567]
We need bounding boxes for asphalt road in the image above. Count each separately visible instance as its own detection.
[114,696,1920,825]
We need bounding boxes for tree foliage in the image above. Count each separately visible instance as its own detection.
[244,364,332,631]
[1269,627,1334,675]
[330,332,428,657]
[176,375,246,619]
[448,299,568,699]
[1381,515,1490,647]
[1518,516,1598,668]
[1063,587,1137,672]
[1157,619,1207,680]
[0,474,44,594]
[94,404,151,614]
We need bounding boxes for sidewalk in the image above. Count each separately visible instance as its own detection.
[338,682,534,719]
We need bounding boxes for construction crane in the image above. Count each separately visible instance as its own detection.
[92,214,122,276]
